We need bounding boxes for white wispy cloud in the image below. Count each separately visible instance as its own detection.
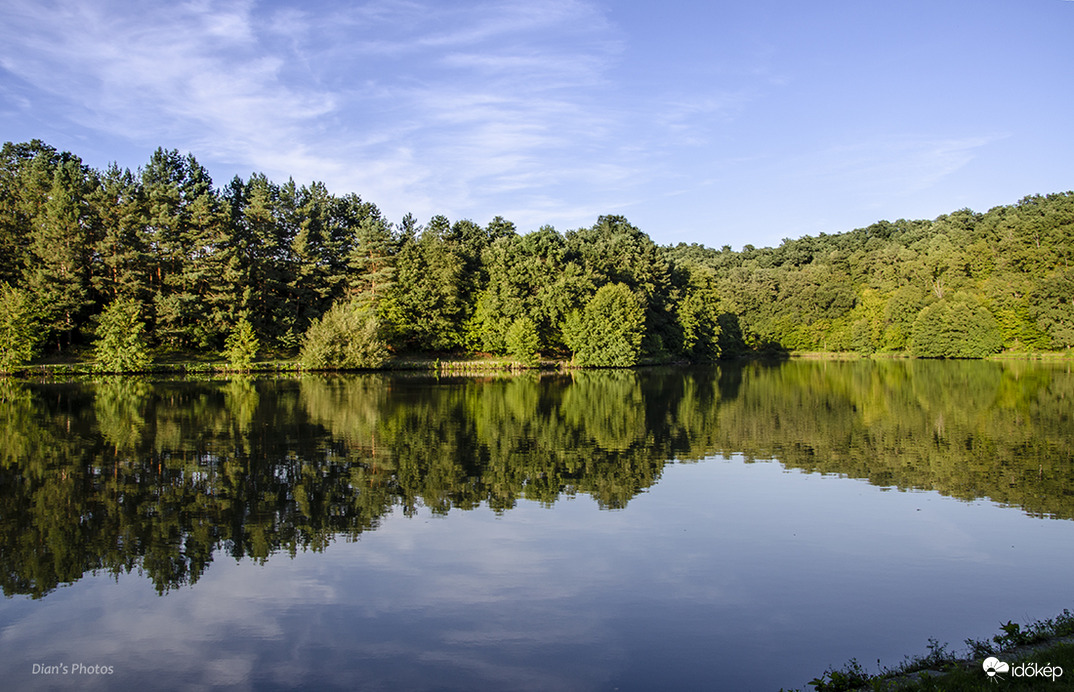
[802,134,1004,202]
[2,0,1068,246]
[0,0,646,229]
[0,1,332,151]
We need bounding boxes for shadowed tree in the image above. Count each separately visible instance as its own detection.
[26,155,96,349]
[142,149,227,349]
[381,217,468,351]
[0,140,60,286]
[92,164,151,303]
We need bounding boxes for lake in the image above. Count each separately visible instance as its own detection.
[1,360,1072,690]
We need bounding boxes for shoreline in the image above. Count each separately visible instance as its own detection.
[799,610,1074,691]
[2,348,1072,380]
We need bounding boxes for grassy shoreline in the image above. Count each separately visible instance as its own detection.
[0,353,569,379]
[797,610,1074,691]
[787,350,1073,361]
[1,347,1071,379]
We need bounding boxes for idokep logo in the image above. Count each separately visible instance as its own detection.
[983,657,1010,680]
[983,656,1063,683]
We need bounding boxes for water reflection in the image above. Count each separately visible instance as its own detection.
[1,360,1071,599]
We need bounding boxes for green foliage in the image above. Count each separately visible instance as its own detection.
[223,317,259,371]
[568,215,673,356]
[564,283,645,367]
[0,283,41,372]
[346,216,396,302]
[882,285,925,351]
[966,610,1074,657]
[984,273,1052,350]
[675,273,722,361]
[464,290,508,353]
[850,320,873,355]
[847,289,885,355]
[141,148,228,350]
[1031,268,1074,349]
[300,298,388,370]
[381,229,468,351]
[25,156,95,347]
[807,659,872,692]
[505,316,540,366]
[94,378,149,451]
[2,139,1073,363]
[93,298,151,373]
[92,164,151,304]
[461,228,583,356]
[670,192,1074,357]
[910,297,1003,358]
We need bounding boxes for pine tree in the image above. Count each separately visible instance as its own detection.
[142,149,226,349]
[94,298,151,372]
[26,156,95,349]
[505,316,540,366]
[92,164,151,302]
[347,216,396,303]
[224,317,260,371]
[0,140,58,285]
[564,283,645,367]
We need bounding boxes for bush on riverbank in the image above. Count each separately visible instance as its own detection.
[299,299,388,370]
[801,610,1074,692]
[0,283,40,373]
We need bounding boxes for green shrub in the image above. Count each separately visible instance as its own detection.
[300,299,388,370]
[505,316,540,366]
[564,283,645,367]
[94,298,151,372]
[0,283,41,373]
[224,317,259,371]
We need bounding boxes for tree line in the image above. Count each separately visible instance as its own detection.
[670,194,1074,356]
[1,139,1071,371]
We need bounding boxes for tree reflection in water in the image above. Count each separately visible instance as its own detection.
[1,360,1071,598]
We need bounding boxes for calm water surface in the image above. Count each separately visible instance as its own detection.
[1,360,1072,690]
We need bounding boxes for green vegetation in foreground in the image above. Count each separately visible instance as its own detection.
[795,610,1074,691]
[1,139,1072,373]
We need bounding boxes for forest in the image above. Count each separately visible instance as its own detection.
[1,139,1072,371]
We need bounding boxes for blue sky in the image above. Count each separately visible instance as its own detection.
[1,0,1071,249]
